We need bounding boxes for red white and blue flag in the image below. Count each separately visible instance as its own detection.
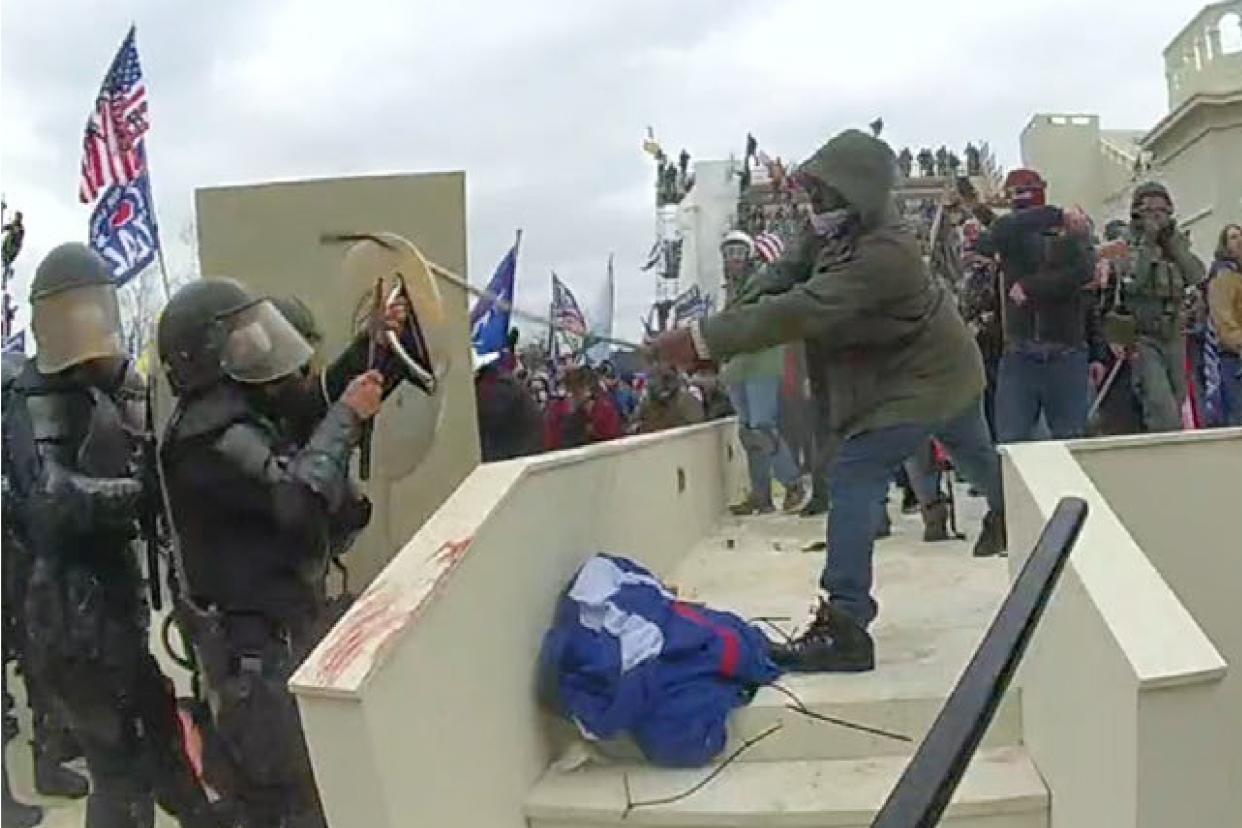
[79,27,149,204]
[89,171,160,286]
[550,273,588,360]
[754,231,785,264]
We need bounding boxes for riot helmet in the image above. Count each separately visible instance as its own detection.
[271,295,323,348]
[29,243,126,374]
[157,277,313,395]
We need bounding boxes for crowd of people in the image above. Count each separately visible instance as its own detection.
[641,127,1241,676]
[473,339,736,461]
[2,123,1239,828]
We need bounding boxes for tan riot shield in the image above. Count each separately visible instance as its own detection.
[336,233,452,482]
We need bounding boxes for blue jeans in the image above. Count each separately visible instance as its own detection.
[823,398,1001,627]
[729,377,801,502]
[996,345,1090,443]
[1222,353,1242,427]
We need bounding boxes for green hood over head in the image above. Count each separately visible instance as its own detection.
[799,129,897,230]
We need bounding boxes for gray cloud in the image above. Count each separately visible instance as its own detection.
[1,0,1203,340]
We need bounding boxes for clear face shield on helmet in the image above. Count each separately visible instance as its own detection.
[721,241,752,281]
[32,282,126,373]
[217,298,314,385]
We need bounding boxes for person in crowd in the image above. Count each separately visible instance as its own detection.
[498,327,521,374]
[977,168,1106,442]
[598,361,639,421]
[528,374,552,410]
[717,230,807,515]
[632,364,703,434]
[158,276,406,828]
[1089,221,1146,435]
[650,130,1006,674]
[1207,223,1242,426]
[690,364,734,420]
[544,365,623,450]
[958,218,1002,439]
[1106,182,1206,432]
[475,351,543,461]
[8,244,221,828]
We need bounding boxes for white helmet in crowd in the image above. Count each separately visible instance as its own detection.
[720,230,755,258]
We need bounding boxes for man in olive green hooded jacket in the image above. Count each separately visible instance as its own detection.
[650,130,1005,673]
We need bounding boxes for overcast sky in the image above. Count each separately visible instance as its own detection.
[1,0,1205,341]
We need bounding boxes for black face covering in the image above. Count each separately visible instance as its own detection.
[250,369,322,444]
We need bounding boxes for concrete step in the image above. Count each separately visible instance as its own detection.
[525,746,1047,828]
[549,679,1021,764]
[613,499,1019,763]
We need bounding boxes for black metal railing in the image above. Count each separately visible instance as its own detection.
[872,496,1089,828]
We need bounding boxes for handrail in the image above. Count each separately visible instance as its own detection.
[871,497,1089,828]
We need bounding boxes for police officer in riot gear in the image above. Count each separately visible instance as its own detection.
[157,276,401,828]
[3,349,48,828]
[5,243,223,828]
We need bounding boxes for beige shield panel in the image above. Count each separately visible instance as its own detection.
[338,233,451,482]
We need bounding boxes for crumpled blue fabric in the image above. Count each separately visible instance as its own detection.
[539,553,781,767]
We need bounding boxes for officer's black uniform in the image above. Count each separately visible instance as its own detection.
[6,243,220,828]
[157,278,380,828]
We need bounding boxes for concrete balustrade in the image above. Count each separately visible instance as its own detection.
[1002,430,1240,828]
[290,421,747,828]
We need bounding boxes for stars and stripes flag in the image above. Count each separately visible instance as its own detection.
[550,273,588,360]
[78,27,150,204]
[754,231,785,264]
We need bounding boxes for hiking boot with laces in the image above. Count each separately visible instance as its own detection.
[973,510,1007,557]
[768,600,875,673]
[729,494,774,516]
[781,480,809,513]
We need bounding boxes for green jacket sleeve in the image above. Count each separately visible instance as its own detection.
[701,238,910,360]
[1166,232,1206,288]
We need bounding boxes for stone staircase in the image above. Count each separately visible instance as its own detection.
[524,494,1049,827]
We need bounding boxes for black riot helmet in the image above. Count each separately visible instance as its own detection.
[157,277,313,395]
[271,295,322,348]
[29,242,126,373]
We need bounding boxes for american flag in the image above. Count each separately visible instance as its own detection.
[754,231,785,264]
[550,273,587,338]
[78,27,149,204]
